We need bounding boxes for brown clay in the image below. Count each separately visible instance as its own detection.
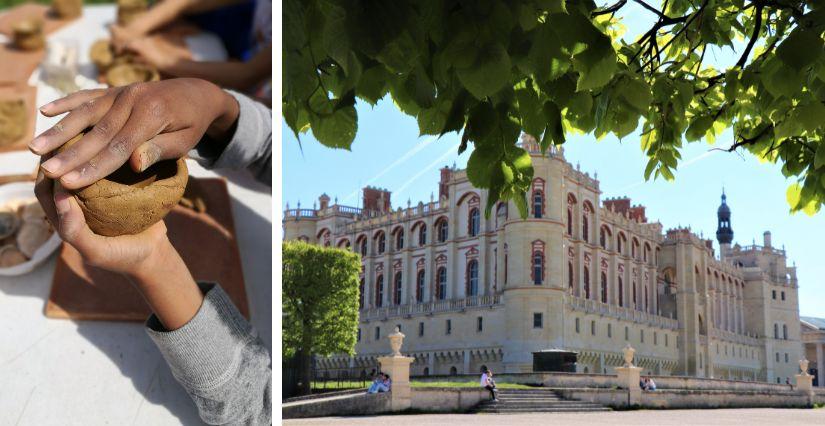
[51,0,82,19]
[0,99,27,147]
[16,221,51,258]
[0,244,28,266]
[117,0,147,26]
[90,39,114,71]
[12,18,45,51]
[56,132,188,236]
[105,63,159,87]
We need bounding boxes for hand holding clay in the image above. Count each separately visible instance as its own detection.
[29,78,239,190]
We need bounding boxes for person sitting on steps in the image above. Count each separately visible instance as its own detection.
[480,368,499,402]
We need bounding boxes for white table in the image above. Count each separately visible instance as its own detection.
[0,6,271,426]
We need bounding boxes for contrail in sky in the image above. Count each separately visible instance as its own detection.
[393,142,461,200]
[613,150,719,193]
[342,136,438,203]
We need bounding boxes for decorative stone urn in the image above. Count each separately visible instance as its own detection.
[799,359,810,376]
[388,326,405,357]
[622,343,636,367]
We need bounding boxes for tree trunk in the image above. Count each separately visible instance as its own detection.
[297,324,313,396]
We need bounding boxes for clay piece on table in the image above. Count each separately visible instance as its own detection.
[12,18,45,51]
[105,63,159,87]
[90,39,114,72]
[56,132,188,236]
[0,211,19,240]
[51,0,82,19]
[117,0,148,26]
[16,221,52,258]
[0,99,27,147]
[0,244,28,267]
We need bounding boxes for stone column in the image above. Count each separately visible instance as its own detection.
[377,327,415,411]
[817,343,824,387]
[615,344,643,407]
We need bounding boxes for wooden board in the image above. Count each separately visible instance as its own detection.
[0,84,37,153]
[0,4,77,37]
[45,177,250,322]
[0,44,44,85]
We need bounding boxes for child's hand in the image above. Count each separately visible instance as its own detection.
[127,36,191,71]
[110,24,145,52]
[29,78,239,190]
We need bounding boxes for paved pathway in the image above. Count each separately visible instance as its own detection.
[284,408,825,425]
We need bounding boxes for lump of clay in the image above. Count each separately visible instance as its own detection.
[90,39,114,72]
[12,18,45,51]
[51,0,82,19]
[105,63,159,87]
[0,245,27,267]
[117,0,148,26]
[16,221,52,258]
[21,201,47,223]
[0,99,27,147]
[56,132,188,236]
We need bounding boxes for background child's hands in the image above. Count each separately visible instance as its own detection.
[29,78,239,190]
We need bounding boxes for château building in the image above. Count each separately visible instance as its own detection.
[283,134,803,383]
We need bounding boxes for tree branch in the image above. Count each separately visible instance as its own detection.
[592,0,628,17]
[735,4,763,68]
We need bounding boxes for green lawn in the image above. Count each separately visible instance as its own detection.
[311,380,535,390]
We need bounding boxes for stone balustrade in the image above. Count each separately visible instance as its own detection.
[567,296,679,330]
[360,294,502,321]
[709,327,761,346]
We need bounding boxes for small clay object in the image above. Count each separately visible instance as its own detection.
[12,18,45,51]
[90,39,114,72]
[105,63,159,87]
[0,99,27,147]
[51,0,82,19]
[117,0,148,26]
[21,201,47,223]
[0,211,19,240]
[56,132,188,236]
[0,245,28,267]
[16,221,52,258]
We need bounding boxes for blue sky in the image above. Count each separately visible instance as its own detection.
[281,4,825,317]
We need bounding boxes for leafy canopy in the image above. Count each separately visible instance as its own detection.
[284,0,825,216]
[283,241,361,358]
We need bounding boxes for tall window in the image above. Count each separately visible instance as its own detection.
[375,275,384,307]
[359,277,364,309]
[533,192,543,218]
[469,208,480,236]
[600,227,607,249]
[416,269,425,302]
[396,230,404,250]
[783,324,788,340]
[393,272,402,305]
[568,262,574,294]
[533,252,544,285]
[618,234,625,254]
[566,208,573,235]
[437,267,447,300]
[467,260,479,296]
[582,213,589,241]
[418,225,427,246]
[618,277,624,307]
[584,267,590,299]
[437,219,448,242]
[774,323,779,339]
[644,285,649,311]
[533,313,543,328]
[632,280,637,308]
[600,272,608,303]
[360,239,367,256]
[377,233,386,254]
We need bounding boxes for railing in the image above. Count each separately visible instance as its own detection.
[567,296,679,330]
[709,327,761,346]
[335,205,362,215]
[359,294,502,321]
[738,244,786,256]
[284,209,317,218]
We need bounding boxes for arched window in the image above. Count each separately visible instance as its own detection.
[533,252,544,285]
[418,224,427,246]
[416,269,425,303]
[437,267,447,300]
[582,213,589,241]
[359,277,364,309]
[783,324,788,340]
[618,277,624,307]
[567,208,573,235]
[618,233,626,254]
[467,260,479,296]
[568,262,574,294]
[377,232,386,254]
[496,203,508,228]
[393,272,402,305]
[468,208,480,236]
[644,284,649,311]
[359,238,367,256]
[584,267,590,299]
[449,366,458,375]
[632,238,640,260]
[396,229,404,250]
[632,280,637,307]
[600,272,608,303]
[533,191,543,218]
[600,227,607,249]
[375,275,384,307]
[644,243,651,263]
[437,218,448,243]
[423,367,430,376]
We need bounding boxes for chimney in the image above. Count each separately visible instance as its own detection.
[763,231,772,248]
[318,193,330,210]
[362,186,392,214]
[629,205,648,223]
[439,167,452,200]
[603,197,631,217]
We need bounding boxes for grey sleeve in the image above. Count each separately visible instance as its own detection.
[145,283,272,425]
[190,90,272,186]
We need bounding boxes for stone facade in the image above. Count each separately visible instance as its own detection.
[801,316,825,387]
[283,134,803,384]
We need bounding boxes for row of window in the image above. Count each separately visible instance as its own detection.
[358,317,487,342]
[567,262,651,310]
[716,343,756,360]
[771,289,786,301]
[773,323,789,340]
[573,318,671,347]
[359,263,481,308]
[353,210,483,256]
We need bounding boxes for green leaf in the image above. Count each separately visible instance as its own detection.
[528,24,570,83]
[466,147,500,188]
[795,101,825,133]
[571,37,618,91]
[417,98,452,135]
[777,28,823,71]
[815,142,825,169]
[309,97,358,150]
[686,115,713,141]
[786,183,802,210]
[356,66,389,105]
[616,75,652,115]
[456,43,512,100]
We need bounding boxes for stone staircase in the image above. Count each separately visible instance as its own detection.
[472,388,611,414]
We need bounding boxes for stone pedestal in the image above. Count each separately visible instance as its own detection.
[378,355,415,411]
[616,366,643,406]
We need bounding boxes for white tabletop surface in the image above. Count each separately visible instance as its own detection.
[0,5,271,426]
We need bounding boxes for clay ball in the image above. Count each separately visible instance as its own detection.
[56,132,188,236]
[51,0,82,19]
[0,99,27,146]
[105,63,159,87]
[90,39,114,71]
[12,18,45,51]
[0,245,27,267]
